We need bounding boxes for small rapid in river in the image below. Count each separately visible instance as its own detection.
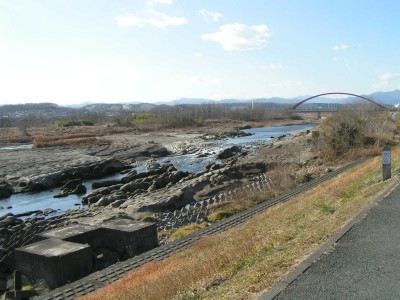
[0,123,317,217]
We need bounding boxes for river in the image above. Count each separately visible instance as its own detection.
[0,123,317,218]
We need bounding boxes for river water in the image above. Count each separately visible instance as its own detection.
[0,123,317,218]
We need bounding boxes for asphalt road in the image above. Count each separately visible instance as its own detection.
[271,181,400,299]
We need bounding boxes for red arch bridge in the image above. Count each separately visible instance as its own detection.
[290,92,391,119]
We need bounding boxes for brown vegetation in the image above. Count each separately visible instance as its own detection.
[32,133,113,148]
[34,133,97,142]
[33,136,111,148]
[314,105,395,161]
[0,128,33,145]
[133,107,300,131]
[0,124,133,147]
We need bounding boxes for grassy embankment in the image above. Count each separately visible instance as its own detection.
[80,146,400,300]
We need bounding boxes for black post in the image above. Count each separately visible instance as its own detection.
[14,270,22,291]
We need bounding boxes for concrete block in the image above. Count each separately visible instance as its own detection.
[21,220,158,285]
[35,224,103,248]
[15,238,92,289]
[100,219,157,257]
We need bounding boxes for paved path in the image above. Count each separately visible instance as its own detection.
[261,179,400,299]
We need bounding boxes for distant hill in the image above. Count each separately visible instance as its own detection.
[0,103,60,112]
[65,102,96,108]
[142,90,400,108]
[150,92,397,106]
[369,90,400,105]
[3,90,399,111]
[156,98,215,105]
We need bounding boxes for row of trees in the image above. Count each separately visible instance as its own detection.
[123,104,297,129]
[1,103,299,129]
[0,111,108,128]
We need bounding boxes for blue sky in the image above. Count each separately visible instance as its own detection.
[0,0,399,105]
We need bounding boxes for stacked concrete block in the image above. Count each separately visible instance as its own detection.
[100,220,157,258]
[35,224,102,248]
[14,220,157,289]
[15,238,92,289]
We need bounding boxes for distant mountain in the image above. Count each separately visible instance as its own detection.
[217,98,247,104]
[152,96,321,105]
[155,98,215,105]
[252,97,300,104]
[7,90,399,110]
[65,102,95,108]
[0,103,65,112]
[301,91,400,105]
[85,90,400,106]
[369,90,400,105]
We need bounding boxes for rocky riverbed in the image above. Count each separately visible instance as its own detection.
[0,121,325,292]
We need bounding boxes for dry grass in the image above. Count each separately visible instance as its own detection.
[0,127,32,145]
[34,133,96,142]
[0,125,134,146]
[33,136,111,148]
[80,147,400,300]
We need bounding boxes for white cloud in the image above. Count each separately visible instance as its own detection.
[202,23,272,51]
[199,9,223,22]
[380,73,400,81]
[116,10,187,28]
[282,80,302,87]
[269,63,283,70]
[270,80,302,88]
[194,52,203,57]
[332,44,348,51]
[146,0,172,5]
[374,73,400,90]
[187,76,219,84]
[116,15,144,27]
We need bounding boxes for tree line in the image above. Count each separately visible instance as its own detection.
[0,103,298,129]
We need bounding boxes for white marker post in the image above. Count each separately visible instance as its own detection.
[382,144,391,181]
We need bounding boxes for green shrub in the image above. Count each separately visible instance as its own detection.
[55,120,94,127]
[208,210,236,222]
[170,222,208,239]
[132,113,158,124]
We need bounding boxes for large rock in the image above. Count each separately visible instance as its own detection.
[54,180,87,198]
[60,179,82,191]
[92,179,121,189]
[237,162,268,175]
[12,158,129,192]
[102,163,250,212]
[93,193,125,207]
[0,181,14,199]
[0,215,19,228]
[19,171,64,191]
[88,162,191,208]
[217,146,241,159]
[82,183,123,204]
